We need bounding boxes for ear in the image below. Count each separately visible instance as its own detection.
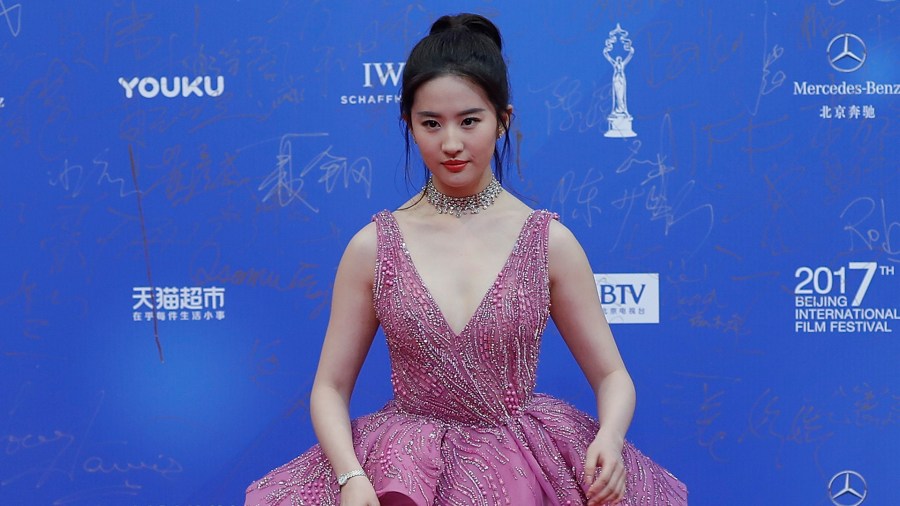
[500,105,513,132]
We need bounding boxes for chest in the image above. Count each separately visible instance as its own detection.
[395,217,532,335]
[404,229,515,300]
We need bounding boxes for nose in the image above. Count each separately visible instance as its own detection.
[441,128,463,156]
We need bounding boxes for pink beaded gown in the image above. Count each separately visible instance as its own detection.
[246,210,687,505]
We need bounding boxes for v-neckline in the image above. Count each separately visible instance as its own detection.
[388,210,537,338]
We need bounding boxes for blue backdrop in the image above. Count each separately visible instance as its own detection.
[1,1,897,505]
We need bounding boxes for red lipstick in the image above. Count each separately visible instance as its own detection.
[442,159,467,172]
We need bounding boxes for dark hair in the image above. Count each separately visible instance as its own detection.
[400,13,512,189]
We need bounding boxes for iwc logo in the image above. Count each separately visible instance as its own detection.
[827,33,867,73]
[340,61,404,105]
[827,470,867,506]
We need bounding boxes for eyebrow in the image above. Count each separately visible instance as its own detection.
[415,108,487,118]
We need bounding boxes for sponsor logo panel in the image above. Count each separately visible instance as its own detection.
[791,32,898,120]
[118,76,225,98]
[340,62,404,105]
[132,286,226,322]
[594,273,659,324]
[793,262,897,333]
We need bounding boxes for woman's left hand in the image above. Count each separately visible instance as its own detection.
[582,431,626,505]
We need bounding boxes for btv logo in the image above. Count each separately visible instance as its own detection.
[118,76,225,98]
[363,63,405,88]
[594,273,660,324]
[600,284,646,304]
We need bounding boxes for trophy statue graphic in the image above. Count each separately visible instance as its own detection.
[603,24,637,138]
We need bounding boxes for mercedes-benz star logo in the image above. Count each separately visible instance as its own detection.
[827,33,867,73]
[828,470,867,506]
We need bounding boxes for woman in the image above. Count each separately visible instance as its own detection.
[246,13,687,506]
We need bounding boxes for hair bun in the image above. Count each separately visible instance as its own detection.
[429,13,502,51]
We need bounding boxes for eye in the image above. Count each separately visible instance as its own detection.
[421,119,440,129]
[461,117,481,127]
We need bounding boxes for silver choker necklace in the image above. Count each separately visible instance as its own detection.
[424,177,503,217]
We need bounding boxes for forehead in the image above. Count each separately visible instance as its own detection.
[411,75,495,115]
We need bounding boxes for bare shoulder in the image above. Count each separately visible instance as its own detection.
[344,221,377,260]
[548,218,585,256]
[547,218,593,283]
[337,221,378,284]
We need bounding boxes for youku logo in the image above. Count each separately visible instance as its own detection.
[118,76,225,99]
[341,62,404,105]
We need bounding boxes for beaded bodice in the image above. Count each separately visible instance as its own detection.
[248,210,688,505]
[372,210,555,426]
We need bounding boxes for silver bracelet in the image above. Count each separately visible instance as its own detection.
[337,468,367,487]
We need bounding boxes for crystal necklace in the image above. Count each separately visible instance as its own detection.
[424,177,503,217]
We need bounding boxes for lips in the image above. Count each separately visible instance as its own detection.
[441,160,468,172]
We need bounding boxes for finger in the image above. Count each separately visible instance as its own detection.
[589,460,624,500]
[598,473,624,503]
[582,454,599,489]
[583,465,597,489]
[588,472,611,500]
[597,464,626,503]
[614,464,627,497]
[612,458,627,498]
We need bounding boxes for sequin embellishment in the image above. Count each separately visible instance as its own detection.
[245,210,687,506]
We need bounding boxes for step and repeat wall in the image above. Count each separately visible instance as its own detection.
[1,1,897,505]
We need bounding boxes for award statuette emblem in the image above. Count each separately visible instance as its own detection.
[603,24,637,138]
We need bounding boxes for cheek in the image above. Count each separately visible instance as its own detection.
[415,138,442,159]
[477,133,499,154]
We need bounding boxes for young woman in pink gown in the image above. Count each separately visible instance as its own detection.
[246,13,687,506]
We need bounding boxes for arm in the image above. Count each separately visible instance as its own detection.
[602,48,614,65]
[548,220,634,504]
[309,223,380,504]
